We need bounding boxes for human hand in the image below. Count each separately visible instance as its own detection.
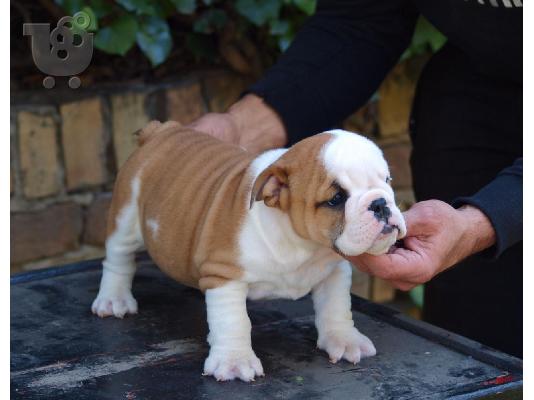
[347,200,496,291]
[186,94,287,154]
[187,112,241,145]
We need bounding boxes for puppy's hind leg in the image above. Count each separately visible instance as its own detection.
[92,178,143,318]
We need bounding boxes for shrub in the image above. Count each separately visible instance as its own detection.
[55,0,445,72]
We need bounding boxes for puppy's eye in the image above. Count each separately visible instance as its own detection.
[386,176,393,184]
[327,191,347,207]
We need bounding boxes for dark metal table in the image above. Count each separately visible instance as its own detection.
[11,256,522,399]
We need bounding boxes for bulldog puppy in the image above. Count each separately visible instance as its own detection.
[91,121,406,382]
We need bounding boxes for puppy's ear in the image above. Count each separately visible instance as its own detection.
[250,162,289,211]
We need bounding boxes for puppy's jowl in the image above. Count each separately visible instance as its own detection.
[92,122,406,382]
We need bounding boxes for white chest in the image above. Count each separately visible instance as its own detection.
[241,244,343,301]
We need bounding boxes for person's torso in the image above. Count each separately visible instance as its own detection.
[413,0,522,82]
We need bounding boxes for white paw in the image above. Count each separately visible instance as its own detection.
[91,290,138,318]
[203,348,264,382]
[317,327,376,364]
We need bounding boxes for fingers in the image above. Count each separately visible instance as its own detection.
[402,206,431,236]
[186,113,240,143]
[351,249,419,280]
[353,257,421,291]
[350,244,432,286]
[402,199,453,236]
[352,256,420,291]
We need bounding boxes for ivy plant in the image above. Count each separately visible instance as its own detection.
[54,0,445,69]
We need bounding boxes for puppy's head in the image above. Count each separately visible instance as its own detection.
[251,130,406,256]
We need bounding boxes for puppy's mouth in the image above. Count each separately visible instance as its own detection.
[366,223,402,255]
[332,225,399,258]
[380,223,399,235]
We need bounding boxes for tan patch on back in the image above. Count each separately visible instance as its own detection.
[108,123,254,291]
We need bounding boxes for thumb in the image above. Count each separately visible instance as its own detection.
[402,205,433,236]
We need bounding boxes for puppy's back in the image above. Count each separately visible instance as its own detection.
[110,123,254,289]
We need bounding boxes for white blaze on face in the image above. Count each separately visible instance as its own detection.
[321,130,406,256]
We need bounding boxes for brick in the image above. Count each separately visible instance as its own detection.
[382,142,412,189]
[83,193,112,246]
[111,92,150,168]
[11,202,83,265]
[371,277,396,303]
[13,245,105,274]
[61,98,107,190]
[18,111,60,198]
[166,81,205,124]
[351,267,370,299]
[394,189,416,212]
[11,114,16,196]
[377,62,418,138]
[203,72,249,113]
[343,103,378,138]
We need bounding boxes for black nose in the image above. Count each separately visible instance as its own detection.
[368,198,391,222]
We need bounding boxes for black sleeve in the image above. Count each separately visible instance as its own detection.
[452,158,523,257]
[248,0,418,144]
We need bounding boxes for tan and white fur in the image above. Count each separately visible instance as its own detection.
[91,122,406,382]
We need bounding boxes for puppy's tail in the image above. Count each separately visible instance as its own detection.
[135,120,182,146]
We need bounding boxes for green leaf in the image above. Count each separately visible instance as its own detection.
[116,0,165,16]
[292,0,316,15]
[399,48,413,62]
[409,285,424,309]
[235,0,281,26]
[278,36,291,52]
[94,15,138,55]
[54,0,84,15]
[136,16,172,66]
[407,17,447,57]
[269,19,289,35]
[428,32,447,52]
[170,0,197,14]
[271,19,296,51]
[89,0,113,18]
[193,9,227,34]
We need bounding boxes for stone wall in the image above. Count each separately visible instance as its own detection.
[11,58,424,300]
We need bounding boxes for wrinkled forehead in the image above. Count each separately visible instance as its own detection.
[319,130,389,191]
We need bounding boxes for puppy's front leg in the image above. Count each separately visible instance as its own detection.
[312,260,376,364]
[203,280,264,382]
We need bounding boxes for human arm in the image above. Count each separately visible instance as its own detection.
[349,158,523,291]
[189,0,418,152]
[451,158,522,257]
[248,0,418,144]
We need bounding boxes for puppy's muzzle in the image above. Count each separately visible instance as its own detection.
[368,197,401,235]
